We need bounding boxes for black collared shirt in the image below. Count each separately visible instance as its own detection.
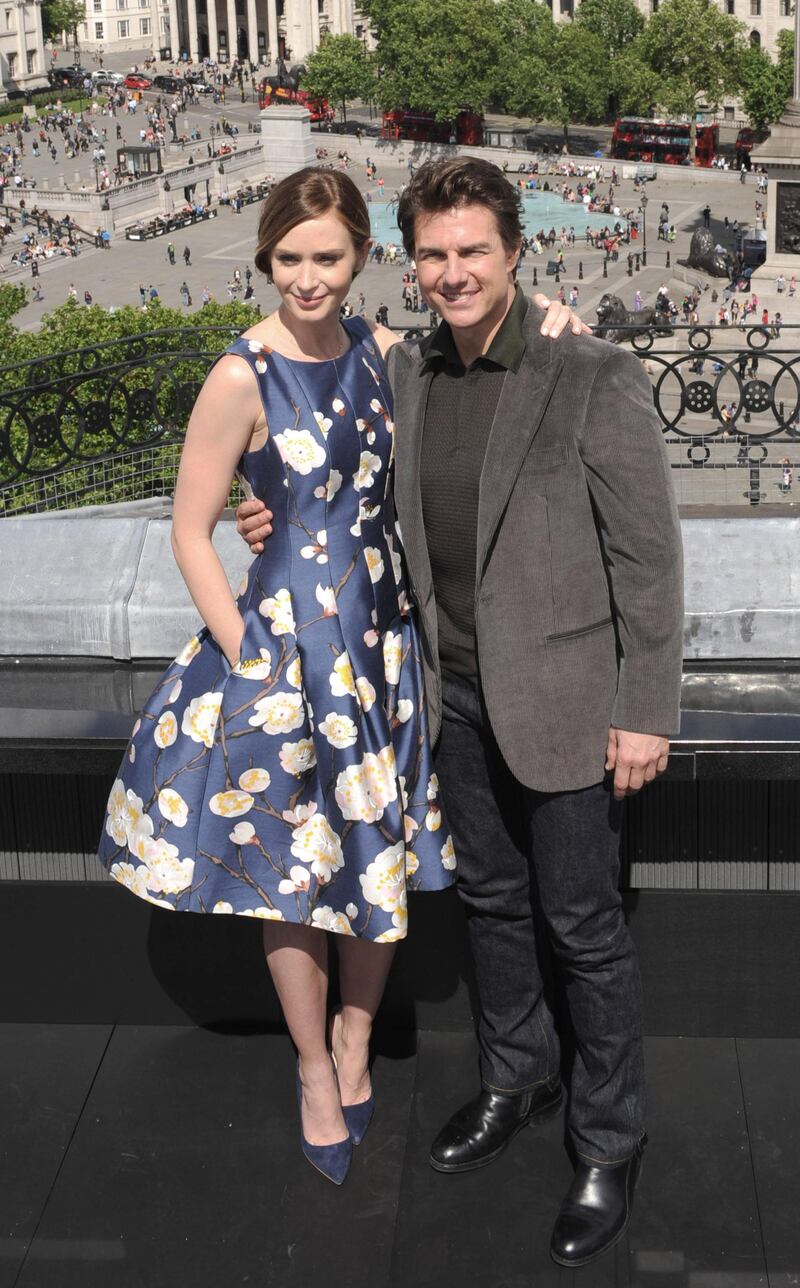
[420,288,527,680]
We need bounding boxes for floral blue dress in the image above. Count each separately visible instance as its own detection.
[98,317,455,942]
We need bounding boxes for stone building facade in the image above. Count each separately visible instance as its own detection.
[0,0,48,101]
[78,0,369,64]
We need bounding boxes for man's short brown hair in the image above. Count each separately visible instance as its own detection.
[396,156,524,259]
[254,167,370,281]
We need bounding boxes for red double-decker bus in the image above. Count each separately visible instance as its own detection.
[611,117,719,167]
[381,109,483,146]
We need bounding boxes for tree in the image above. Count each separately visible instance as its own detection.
[41,0,85,45]
[493,0,557,119]
[575,0,645,59]
[505,23,608,149]
[610,41,664,116]
[776,28,795,102]
[368,0,503,120]
[299,33,374,125]
[739,43,788,130]
[641,0,746,160]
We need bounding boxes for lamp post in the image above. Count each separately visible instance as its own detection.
[640,191,648,268]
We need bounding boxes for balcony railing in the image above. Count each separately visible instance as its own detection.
[0,322,798,517]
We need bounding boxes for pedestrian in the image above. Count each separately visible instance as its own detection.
[183,245,191,265]
[84,289,92,305]
[781,457,793,493]
[702,204,711,228]
[180,280,191,307]
[68,282,77,301]
[235,158,683,1265]
[167,241,176,265]
[98,164,467,1193]
[138,283,146,305]
[634,290,642,311]
[245,266,253,285]
[149,284,159,302]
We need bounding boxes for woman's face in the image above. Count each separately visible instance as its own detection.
[271,212,368,326]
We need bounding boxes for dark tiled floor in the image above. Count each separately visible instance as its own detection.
[4,1026,799,1288]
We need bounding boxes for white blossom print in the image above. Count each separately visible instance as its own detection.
[96,323,456,937]
[274,428,326,474]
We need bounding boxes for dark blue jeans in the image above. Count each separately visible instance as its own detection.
[436,669,645,1165]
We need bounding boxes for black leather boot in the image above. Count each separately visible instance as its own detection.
[550,1134,646,1267]
[429,1077,563,1174]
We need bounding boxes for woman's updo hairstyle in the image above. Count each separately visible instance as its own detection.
[254,167,371,282]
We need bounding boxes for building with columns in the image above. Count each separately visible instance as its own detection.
[0,0,48,100]
[78,0,367,65]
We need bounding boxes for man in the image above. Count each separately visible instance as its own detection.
[236,156,683,1268]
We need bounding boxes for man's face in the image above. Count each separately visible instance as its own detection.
[412,203,519,333]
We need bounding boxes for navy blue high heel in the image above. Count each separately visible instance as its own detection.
[295,1065,352,1185]
[329,1009,375,1146]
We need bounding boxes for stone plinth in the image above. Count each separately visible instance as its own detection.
[259,104,317,180]
[750,102,800,286]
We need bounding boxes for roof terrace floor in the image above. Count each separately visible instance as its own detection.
[4,1022,797,1286]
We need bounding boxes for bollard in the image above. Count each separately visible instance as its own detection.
[666,251,670,268]
[635,253,641,272]
[627,254,633,277]
[748,459,762,506]
[533,267,538,286]
[555,268,560,282]
[603,257,608,278]
[642,249,647,267]
[578,261,583,279]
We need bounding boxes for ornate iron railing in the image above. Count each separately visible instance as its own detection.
[0,322,798,517]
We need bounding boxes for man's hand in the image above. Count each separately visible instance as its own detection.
[532,293,593,338]
[235,498,273,554]
[605,728,670,800]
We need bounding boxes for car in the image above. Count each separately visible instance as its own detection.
[48,66,91,87]
[123,72,153,89]
[91,70,124,86]
[186,77,214,93]
[152,74,185,93]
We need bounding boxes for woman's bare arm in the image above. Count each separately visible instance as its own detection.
[171,354,262,666]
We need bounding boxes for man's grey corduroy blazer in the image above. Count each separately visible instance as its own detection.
[388,298,685,794]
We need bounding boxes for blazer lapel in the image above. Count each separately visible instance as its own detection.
[391,341,436,607]
[476,314,564,577]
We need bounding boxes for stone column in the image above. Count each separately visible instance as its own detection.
[15,0,27,80]
[206,0,219,61]
[167,0,180,57]
[225,0,236,61]
[186,0,199,60]
[265,0,277,62]
[246,0,258,62]
[149,0,160,55]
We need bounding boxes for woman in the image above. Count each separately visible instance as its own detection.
[98,168,577,1186]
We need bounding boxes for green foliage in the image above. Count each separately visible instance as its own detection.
[503,23,608,146]
[739,42,788,131]
[41,0,85,40]
[0,283,28,325]
[369,0,504,120]
[641,0,746,156]
[493,0,557,119]
[0,88,85,122]
[776,28,795,102]
[0,300,261,511]
[300,32,374,124]
[575,0,645,58]
[611,41,664,115]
